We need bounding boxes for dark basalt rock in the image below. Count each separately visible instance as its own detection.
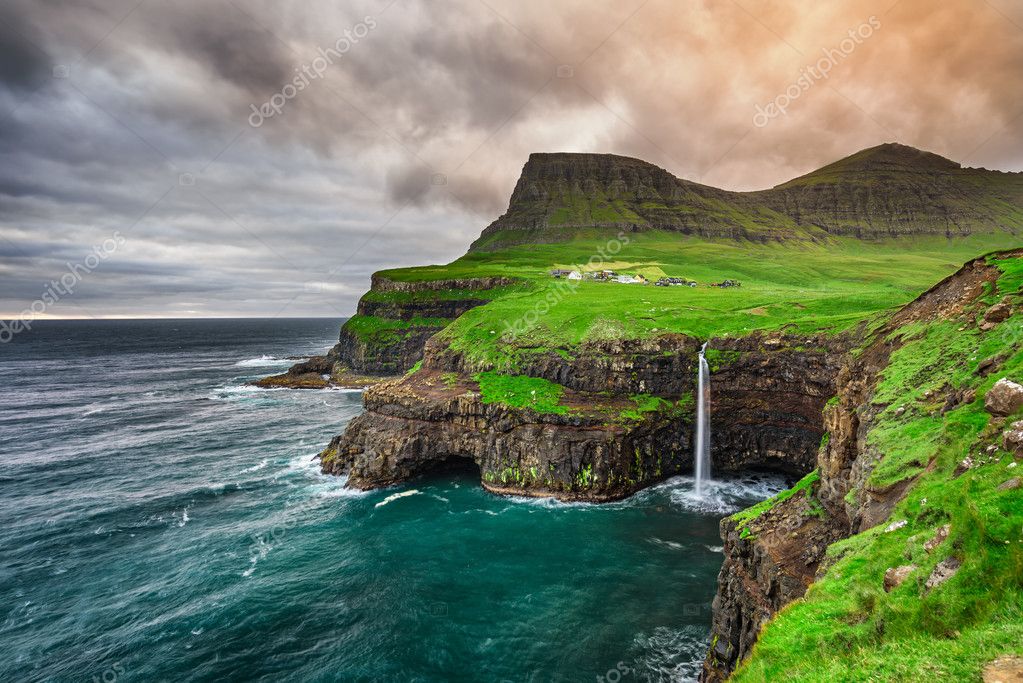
[327,323,444,376]
[700,251,1014,682]
[707,334,847,476]
[322,330,850,502]
[321,369,693,501]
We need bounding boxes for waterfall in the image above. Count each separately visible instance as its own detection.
[694,342,712,495]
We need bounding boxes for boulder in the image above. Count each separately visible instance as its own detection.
[1004,421,1023,457]
[954,456,975,477]
[986,379,1023,417]
[997,477,1021,491]
[984,302,1012,324]
[983,655,1023,683]
[885,519,908,533]
[883,564,916,592]
[925,557,961,590]
[977,354,1007,377]
[924,524,951,553]
[942,388,976,414]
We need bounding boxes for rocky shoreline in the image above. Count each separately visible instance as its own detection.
[251,355,395,390]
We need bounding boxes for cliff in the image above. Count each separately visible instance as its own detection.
[255,275,517,387]
[702,249,1023,681]
[321,329,849,500]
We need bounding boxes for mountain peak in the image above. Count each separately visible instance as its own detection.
[777,143,962,188]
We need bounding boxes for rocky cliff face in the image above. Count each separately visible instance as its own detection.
[257,275,515,386]
[707,334,848,476]
[321,366,693,501]
[322,329,848,500]
[327,275,516,376]
[700,252,1013,681]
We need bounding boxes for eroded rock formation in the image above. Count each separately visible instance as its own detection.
[701,252,1013,681]
[322,329,849,501]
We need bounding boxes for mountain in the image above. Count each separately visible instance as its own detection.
[471,143,1023,250]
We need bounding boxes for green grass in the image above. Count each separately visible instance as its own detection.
[342,314,452,344]
[474,371,569,415]
[731,261,1023,682]
[360,283,522,304]
[618,393,694,422]
[705,348,742,372]
[404,232,1021,372]
[729,470,821,534]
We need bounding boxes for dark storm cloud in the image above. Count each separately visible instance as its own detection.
[1,0,1022,319]
[0,3,52,92]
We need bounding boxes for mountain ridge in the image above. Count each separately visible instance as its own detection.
[471,143,1023,250]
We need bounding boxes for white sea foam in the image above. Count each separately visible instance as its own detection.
[374,489,422,508]
[234,355,293,368]
[629,624,710,683]
[81,403,111,416]
[314,477,371,499]
[665,474,788,515]
[503,494,593,510]
[240,459,269,474]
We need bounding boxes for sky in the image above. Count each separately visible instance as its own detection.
[2,0,1023,320]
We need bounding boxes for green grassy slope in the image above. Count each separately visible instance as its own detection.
[732,256,1023,681]
[371,231,1022,372]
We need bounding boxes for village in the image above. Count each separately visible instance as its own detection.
[549,268,741,288]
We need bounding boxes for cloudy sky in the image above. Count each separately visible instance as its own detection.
[2,0,1023,319]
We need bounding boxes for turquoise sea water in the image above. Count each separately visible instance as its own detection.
[0,319,785,682]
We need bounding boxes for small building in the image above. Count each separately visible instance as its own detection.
[712,279,742,288]
[566,270,582,280]
[655,277,697,287]
[550,269,574,278]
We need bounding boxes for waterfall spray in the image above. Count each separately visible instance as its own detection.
[694,342,712,495]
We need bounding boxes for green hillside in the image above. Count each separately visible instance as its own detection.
[732,254,1023,681]
[372,232,1020,372]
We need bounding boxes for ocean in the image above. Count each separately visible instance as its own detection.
[0,319,785,682]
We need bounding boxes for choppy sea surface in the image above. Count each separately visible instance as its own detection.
[0,319,786,682]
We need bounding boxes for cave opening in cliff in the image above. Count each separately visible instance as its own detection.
[423,454,482,482]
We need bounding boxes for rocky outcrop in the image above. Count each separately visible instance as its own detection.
[323,328,849,499]
[328,323,444,376]
[1004,421,1023,457]
[252,355,337,389]
[257,275,515,384]
[985,378,1023,416]
[321,368,693,501]
[701,251,1015,681]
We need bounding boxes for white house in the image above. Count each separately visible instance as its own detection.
[567,270,582,280]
